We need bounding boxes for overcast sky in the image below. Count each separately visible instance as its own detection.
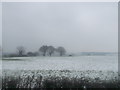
[2,2,118,53]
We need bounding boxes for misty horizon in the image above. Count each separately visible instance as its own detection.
[2,44,118,55]
[2,2,118,53]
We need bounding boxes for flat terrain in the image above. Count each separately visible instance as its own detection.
[2,56,118,71]
[1,55,119,89]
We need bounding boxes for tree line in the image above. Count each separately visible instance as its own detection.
[5,45,66,57]
[39,45,66,56]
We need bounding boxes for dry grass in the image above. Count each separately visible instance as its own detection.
[2,70,120,89]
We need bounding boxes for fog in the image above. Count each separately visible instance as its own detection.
[2,2,118,53]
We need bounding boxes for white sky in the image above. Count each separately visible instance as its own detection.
[2,2,118,53]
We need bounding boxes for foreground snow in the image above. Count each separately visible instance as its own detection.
[2,56,118,71]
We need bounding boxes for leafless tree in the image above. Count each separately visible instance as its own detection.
[47,46,55,56]
[57,47,66,56]
[39,45,48,56]
[17,46,25,56]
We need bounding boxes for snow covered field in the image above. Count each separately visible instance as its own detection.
[2,55,119,88]
[2,55,118,71]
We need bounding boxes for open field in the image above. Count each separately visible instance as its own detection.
[2,56,118,71]
[1,55,119,89]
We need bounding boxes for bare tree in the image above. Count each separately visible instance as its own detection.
[39,45,48,56]
[17,46,25,56]
[47,46,55,56]
[57,47,66,56]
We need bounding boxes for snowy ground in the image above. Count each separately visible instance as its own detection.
[1,55,119,88]
[2,55,118,71]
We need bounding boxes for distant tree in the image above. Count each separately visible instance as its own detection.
[39,45,48,56]
[17,46,25,56]
[27,51,39,56]
[9,53,18,57]
[57,47,66,56]
[47,46,55,56]
[27,52,34,56]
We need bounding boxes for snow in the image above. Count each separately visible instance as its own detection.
[2,56,118,71]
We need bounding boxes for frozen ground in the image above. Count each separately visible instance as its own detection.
[2,56,118,71]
